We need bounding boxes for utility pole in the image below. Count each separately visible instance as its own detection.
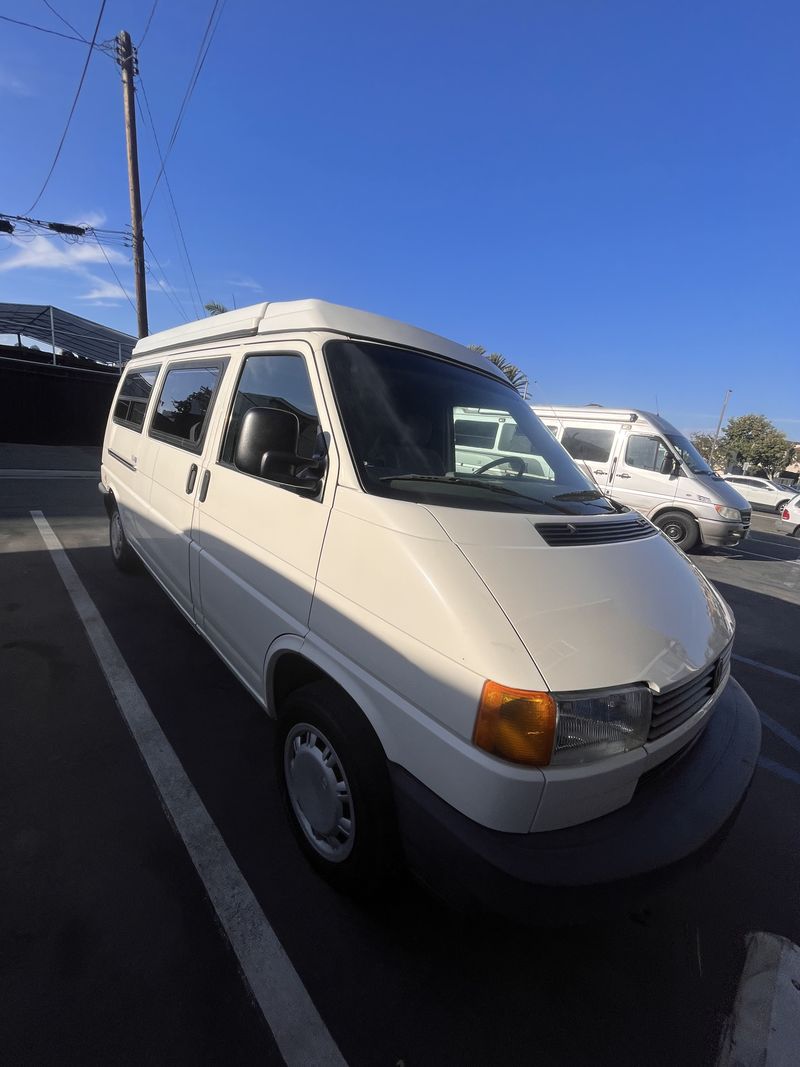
[712,388,732,468]
[116,31,148,338]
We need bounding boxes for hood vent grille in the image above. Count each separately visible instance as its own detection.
[535,516,657,546]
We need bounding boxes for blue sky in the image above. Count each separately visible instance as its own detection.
[1,1,798,437]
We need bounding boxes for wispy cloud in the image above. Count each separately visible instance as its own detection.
[0,235,126,273]
[0,65,33,97]
[225,275,263,292]
[78,275,130,302]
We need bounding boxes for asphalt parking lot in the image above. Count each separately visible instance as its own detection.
[2,458,799,1066]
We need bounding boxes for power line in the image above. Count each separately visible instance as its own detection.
[0,13,86,44]
[137,74,204,316]
[142,0,226,218]
[144,237,190,322]
[42,0,86,41]
[92,232,138,316]
[138,0,160,47]
[25,0,108,214]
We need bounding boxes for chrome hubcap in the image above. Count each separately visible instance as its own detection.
[284,724,354,861]
[111,512,123,557]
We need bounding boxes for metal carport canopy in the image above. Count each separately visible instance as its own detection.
[0,303,136,365]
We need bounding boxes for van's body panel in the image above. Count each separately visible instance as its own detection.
[100,300,760,893]
[532,405,751,547]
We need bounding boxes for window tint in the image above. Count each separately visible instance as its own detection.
[221,353,321,477]
[113,368,158,431]
[498,421,535,452]
[150,365,221,448]
[453,419,499,449]
[561,426,615,462]
[625,434,670,473]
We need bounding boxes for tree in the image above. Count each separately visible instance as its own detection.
[205,301,229,316]
[720,414,790,476]
[690,432,725,470]
[468,344,529,395]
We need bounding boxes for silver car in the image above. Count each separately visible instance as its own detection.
[775,493,800,536]
[724,474,795,513]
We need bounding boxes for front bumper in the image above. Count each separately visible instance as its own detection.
[698,516,749,547]
[391,678,760,922]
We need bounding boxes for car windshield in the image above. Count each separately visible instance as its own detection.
[324,340,620,515]
[666,433,714,475]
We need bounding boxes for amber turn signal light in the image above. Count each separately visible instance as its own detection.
[473,682,557,766]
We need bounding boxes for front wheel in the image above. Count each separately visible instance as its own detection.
[109,503,139,573]
[655,510,700,552]
[275,681,401,896]
[776,499,789,513]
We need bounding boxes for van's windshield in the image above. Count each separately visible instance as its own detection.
[325,340,620,515]
[665,433,715,475]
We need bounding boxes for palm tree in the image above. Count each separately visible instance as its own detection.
[468,345,528,395]
[204,301,229,316]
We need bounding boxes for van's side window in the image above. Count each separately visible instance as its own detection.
[625,434,670,473]
[454,420,499,449]
[150,365,221,450]
[561,426,615,463]
[113,367,159,431]
[221,354,321,480]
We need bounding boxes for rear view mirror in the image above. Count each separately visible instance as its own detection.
[235,406,326,491]
[660,453,678,477]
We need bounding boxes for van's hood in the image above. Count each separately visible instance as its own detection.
[425,507,734,693]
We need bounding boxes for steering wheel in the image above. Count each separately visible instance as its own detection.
[472,455,526,478]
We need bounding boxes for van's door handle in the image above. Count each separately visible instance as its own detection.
[617,473,631,479]
[593,469,606,475]
[186,463,198,494]
[199,469,211,502]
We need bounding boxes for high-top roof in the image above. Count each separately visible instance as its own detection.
[132,298,503,378]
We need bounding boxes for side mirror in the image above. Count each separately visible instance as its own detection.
[661,453,679,477]
[235,406,326,491]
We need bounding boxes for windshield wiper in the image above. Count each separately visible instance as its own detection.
[377,473,573,513]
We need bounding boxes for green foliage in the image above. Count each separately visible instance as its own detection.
[204,301,229,316]
[720,414,790,476]
[468,344,529,394]
[689,432,724,469]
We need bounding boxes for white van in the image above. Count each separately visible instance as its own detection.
[101,301,760,916]
[530,406,751,551]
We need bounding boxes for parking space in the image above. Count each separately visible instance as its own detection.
[2,480,800,1066]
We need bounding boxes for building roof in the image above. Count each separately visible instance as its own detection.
[0,303,136,366]
[132,298,504,378]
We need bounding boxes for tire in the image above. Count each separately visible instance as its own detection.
[655,510,700,552]
[275,680,400,896]
[776,499,789,513]
[109,502,139,573]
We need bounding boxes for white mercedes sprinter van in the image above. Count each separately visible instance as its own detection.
[100,301,760,917]
[532,406,751,551]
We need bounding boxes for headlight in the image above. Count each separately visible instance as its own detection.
[550,685,652,765]
[473,682,651,767]
[715,505,741,521]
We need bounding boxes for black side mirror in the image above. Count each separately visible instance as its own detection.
[661,453,678,477]
[235,407,326,491]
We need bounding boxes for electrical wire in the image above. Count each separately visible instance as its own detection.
[136,76,204,316]
[42,0,86,41]
[25,0,108,214]
[138,0,160,48]
[92,233,138,316]
[142,0,226,217]
[144,237,190,322]
[0,13,86,44]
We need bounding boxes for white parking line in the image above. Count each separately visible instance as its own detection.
[733,654,800,685]
[30,511,347,1067]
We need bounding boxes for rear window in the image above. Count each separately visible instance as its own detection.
[113,368,159,431]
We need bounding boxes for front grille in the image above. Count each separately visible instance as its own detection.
[648,644,731,742]
[535,516,657,547]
